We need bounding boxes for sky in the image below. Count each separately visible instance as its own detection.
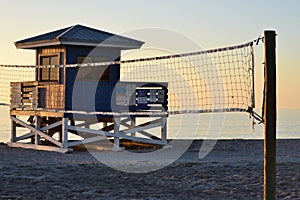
[0,0,300,109]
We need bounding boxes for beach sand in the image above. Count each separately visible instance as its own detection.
[0,139,299,199]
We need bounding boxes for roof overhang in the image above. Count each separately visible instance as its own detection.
[15,39,60,49]
[15,39,144,50]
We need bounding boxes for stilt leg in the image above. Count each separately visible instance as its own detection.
[84,120,89,129]
[103,122,107,129]
[114,117,120,149]
[62,117,69,149]
[161,117,167,145]
[35,116,41,145]
[130,116,136,137]
[11,115,16,142]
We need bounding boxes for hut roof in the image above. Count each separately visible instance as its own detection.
[15,24,144,49]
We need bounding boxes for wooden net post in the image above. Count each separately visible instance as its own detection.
[264,30,277,200]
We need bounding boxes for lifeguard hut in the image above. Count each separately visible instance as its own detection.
[9,24,168,152]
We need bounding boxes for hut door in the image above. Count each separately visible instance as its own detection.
[40,56,59,81]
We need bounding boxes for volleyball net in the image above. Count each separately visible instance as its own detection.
[0,41,257,117]
[120,42,254,114]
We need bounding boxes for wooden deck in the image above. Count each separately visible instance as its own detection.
[10,109,64,118]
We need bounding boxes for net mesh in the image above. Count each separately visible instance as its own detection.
[120,42,254,114]
[0,42,254,114]
[0,65,35,106]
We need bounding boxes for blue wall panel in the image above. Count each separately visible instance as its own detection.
[64,46,121,112]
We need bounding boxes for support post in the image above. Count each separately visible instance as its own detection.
[35,116,41,145]
[161,117,167,145]
[103,122,107,128]
[114,117,120,149]
[130,117,136,137]
[11,115,17,142]
[84,120,89,129]
[264,30,277,200]
[62,117,69,149]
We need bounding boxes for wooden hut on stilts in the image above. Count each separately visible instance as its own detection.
[9,24,168,153]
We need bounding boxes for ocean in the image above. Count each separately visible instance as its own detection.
[0,106,299,143]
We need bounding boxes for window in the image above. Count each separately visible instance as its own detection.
[76,56,110,81]
[40,56,59,81]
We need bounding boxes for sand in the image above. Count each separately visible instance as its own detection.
[0,139,299,199]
